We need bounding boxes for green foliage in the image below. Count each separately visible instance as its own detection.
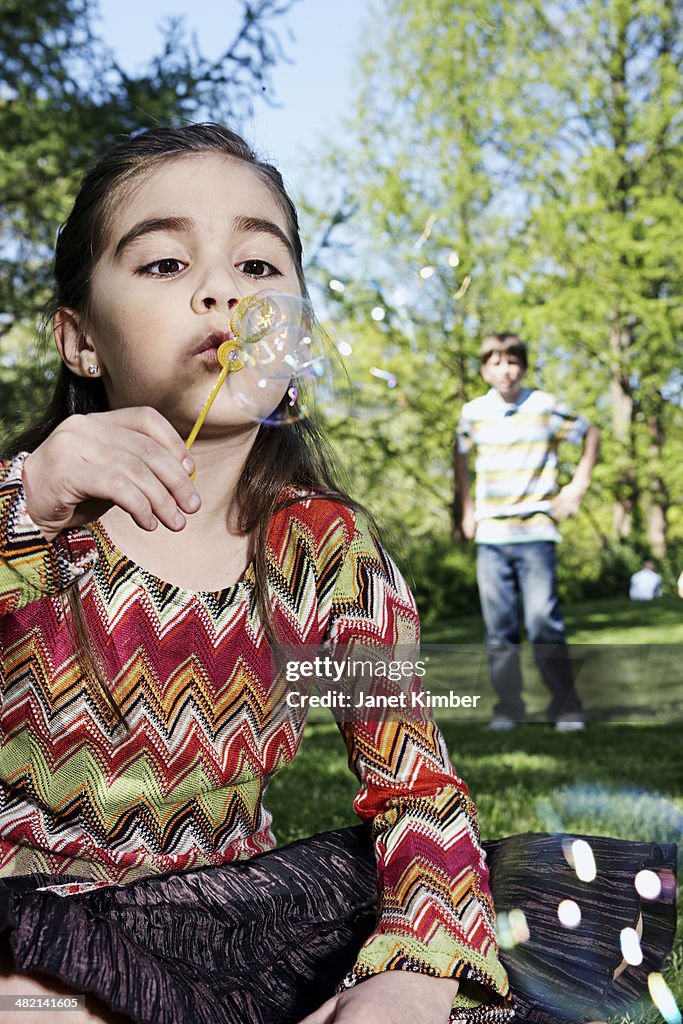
[557,540,643,603]
[308,0,683,608]
[403,535,480,626]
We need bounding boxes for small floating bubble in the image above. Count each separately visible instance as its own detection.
[329,279,345,293]
[415,213,437,249]
[497,908,530,950]
[509,908,530,943]
[448,250,460,267]
[620,927,643,966]
[419,266,436,279]
[572,839,597,882]
[648,973,682,1024]
[635,869,662,900]
[370,306,386,322]
[369,366,397,389]
[454,274,472,299]
[557,899,581,928]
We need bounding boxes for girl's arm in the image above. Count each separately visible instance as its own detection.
[0,453,98,614]
[322,511,512,1024]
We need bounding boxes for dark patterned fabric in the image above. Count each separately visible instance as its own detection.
[0,827,676,1024]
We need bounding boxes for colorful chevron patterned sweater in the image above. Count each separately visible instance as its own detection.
[0,453,509,1017]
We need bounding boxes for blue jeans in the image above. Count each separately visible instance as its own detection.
[476,542,584,721]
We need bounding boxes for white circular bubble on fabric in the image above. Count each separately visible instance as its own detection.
[557,899,582,928]
[619,927,644,966]
[560,837,597,883]
[634,869,662,901]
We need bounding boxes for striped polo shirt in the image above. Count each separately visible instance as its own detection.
[456,387,589,544]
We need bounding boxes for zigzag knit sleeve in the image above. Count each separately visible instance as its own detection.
[327,511,512,1023]
[0,454,98,615]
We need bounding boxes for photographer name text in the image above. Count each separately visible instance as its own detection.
[285,690,481,710]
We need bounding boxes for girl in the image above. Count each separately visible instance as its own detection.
[0,125,675,1024]
[0,122,508,1024]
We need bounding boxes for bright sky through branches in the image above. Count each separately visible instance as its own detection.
[97,0,366,190]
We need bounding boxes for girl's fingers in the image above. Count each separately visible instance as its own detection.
[122,432,200,516]
[112,466,183,532]
[103,412,200,518]
[117,407,196,476]
[78,466,160,532]
[79,457,188,533]
[23,408,200,538]
[67,425,200,529]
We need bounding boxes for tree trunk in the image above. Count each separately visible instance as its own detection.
[645,407,668,559]
[609,325,637,539]
[451,325,471,541]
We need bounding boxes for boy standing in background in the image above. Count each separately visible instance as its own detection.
[454,333,600,731]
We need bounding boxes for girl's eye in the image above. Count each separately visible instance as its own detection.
[138,258,187,277]
[237,259,280,279]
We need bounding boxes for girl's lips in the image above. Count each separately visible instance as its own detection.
[194,329,234,355]
[197,347,221,366]
[194,329,234,365]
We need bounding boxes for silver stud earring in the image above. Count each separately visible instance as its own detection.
[87,364,99,376]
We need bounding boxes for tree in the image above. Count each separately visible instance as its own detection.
[0,0,296,440]
[306,0,518,549]
[310,0,683,601]
[501,0,683,557]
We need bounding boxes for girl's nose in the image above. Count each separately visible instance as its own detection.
[197,294,238,312]
[190,267,242,314]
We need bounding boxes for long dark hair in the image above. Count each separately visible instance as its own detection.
[7,123,363,722]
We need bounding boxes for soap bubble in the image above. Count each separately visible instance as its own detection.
[561,837,597,882]
[497,907,530,949]
[619,927,643,966]
[210,292,348,426]
[557,898,582,928]
[648,973,682,1024]
[342,363,411,421]
[634,869,662,900]
[369,366,397,389]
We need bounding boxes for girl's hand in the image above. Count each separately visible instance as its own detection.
[22,408,200,542]
[296,971,460,1023]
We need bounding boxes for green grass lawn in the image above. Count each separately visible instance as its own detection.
[267,596,682,1021]
[424,595,683,645]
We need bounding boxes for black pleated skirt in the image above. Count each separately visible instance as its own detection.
[0,828,677,1024]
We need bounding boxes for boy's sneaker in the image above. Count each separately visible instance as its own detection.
[488,715,517,731]
[554,715,586,733]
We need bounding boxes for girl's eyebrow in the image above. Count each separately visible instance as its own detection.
[114,217,194,259]
[114,214,294,260]
[232,215,294,258]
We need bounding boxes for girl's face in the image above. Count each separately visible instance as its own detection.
[76,153,302,434]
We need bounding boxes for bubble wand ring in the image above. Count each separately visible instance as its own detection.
[185,340,244,450]
[230,293,278,345]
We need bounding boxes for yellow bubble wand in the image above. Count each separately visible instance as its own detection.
[184,295,278,477]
